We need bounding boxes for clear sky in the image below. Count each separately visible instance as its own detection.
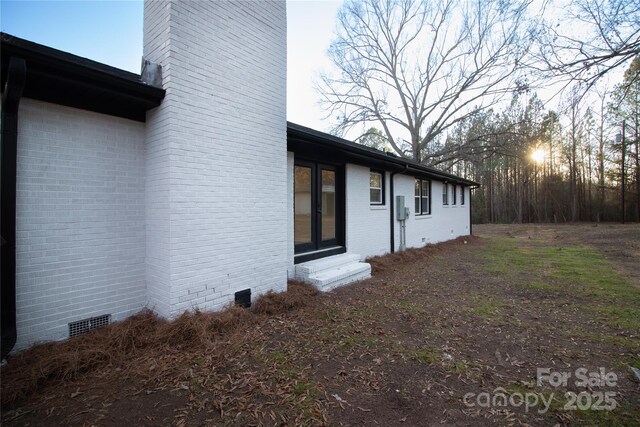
[287,1,342,132]
[0,0,341,132]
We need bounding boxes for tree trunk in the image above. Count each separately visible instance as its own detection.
[635,94,640,223]
[518,160,523,223]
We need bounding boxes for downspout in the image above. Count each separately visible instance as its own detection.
[468,185,479,235]
[1,57,27,359]
[389,165,408,253]
[469,186,473,235]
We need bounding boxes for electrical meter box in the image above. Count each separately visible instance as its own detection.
[396,196,407,220]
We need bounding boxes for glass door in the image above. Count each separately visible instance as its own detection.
[294,163,315,252]
[294,162,343,254]
[319,167,337,246]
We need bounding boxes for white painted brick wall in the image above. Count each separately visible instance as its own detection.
[14,99,147,349]
[394,175,471,249]
[343,165,471,259]
[345,164,391,258]
[287,152,295,278]
[143,0,288,315]
[143,0,176,318]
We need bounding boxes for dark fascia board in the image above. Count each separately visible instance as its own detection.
[287,121,480,187]
[1,33,165,122]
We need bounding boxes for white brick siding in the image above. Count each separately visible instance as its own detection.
[345,164,391,258]
[15,99,147,350]
[143,0,288,315]
[142,0,172,318]
[342,164,471,260]
[394,175,471,250]
[287,152,295,278]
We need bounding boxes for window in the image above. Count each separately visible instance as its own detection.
[370,170,384,205]
[452,185,457,205]
[414,178,430,215]
[461,186,465,205]
[442,183,449,205]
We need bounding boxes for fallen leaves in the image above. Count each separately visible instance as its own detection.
[3,232,640,425]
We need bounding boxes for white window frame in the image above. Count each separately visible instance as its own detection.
[442,183,449,205]
[415,178,431,215]
[370,170,384,205]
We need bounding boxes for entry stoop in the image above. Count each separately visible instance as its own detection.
[295,253,371,292]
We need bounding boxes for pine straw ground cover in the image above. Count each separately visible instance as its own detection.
[2,227,640,426]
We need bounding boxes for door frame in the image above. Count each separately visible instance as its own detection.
[294,159,345,261]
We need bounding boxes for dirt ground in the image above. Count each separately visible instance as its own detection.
[2,223,639,426]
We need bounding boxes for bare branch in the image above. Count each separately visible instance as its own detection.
[317,0,534,163]
[530,0,640,93]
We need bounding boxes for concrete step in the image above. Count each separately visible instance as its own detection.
[295,253,362,279]
[295,253,371,292]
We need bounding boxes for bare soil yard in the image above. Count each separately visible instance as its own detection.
[2,223,639,426]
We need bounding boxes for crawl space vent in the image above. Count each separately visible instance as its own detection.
[69,314,111,338]
[235,289,251,308]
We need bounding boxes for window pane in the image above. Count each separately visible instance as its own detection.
[323,169,335,186]
[415,197,420,213]
[422,197,429,214]
[370,189,382,204]
[321,170,336,240]
[422,180,429,197]
[370,172,381,188]
[415,179,420,197]
[294,166,312,244]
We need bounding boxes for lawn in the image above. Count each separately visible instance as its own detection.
[2,224,639,426]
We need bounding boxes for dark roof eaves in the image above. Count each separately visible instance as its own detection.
[287,121,479,187]
[0,32,165,102]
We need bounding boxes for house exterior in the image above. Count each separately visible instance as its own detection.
[0,0,476,355]
[286,123,475,284]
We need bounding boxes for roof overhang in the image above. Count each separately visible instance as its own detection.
[287,122,479,187]
[1,33,165,122]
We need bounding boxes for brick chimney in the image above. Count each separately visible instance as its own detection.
[142,0,288,316]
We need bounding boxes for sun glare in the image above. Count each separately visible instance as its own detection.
[531,148,545,164]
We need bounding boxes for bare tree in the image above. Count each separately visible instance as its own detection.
[610,56,640,221]
[318,0,533,163]
[533,0,640,92]
[592,84,610,221]
[564,87,586,221]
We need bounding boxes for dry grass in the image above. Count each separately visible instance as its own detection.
[1,311,161,406]
[3,233,638,426]
[252,280,318,315]
[367,235,474,274]
[0,240,470,417]
[0,281,318,409]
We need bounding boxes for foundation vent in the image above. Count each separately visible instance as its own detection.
[69,314,111,338]
[234,289,251,308]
